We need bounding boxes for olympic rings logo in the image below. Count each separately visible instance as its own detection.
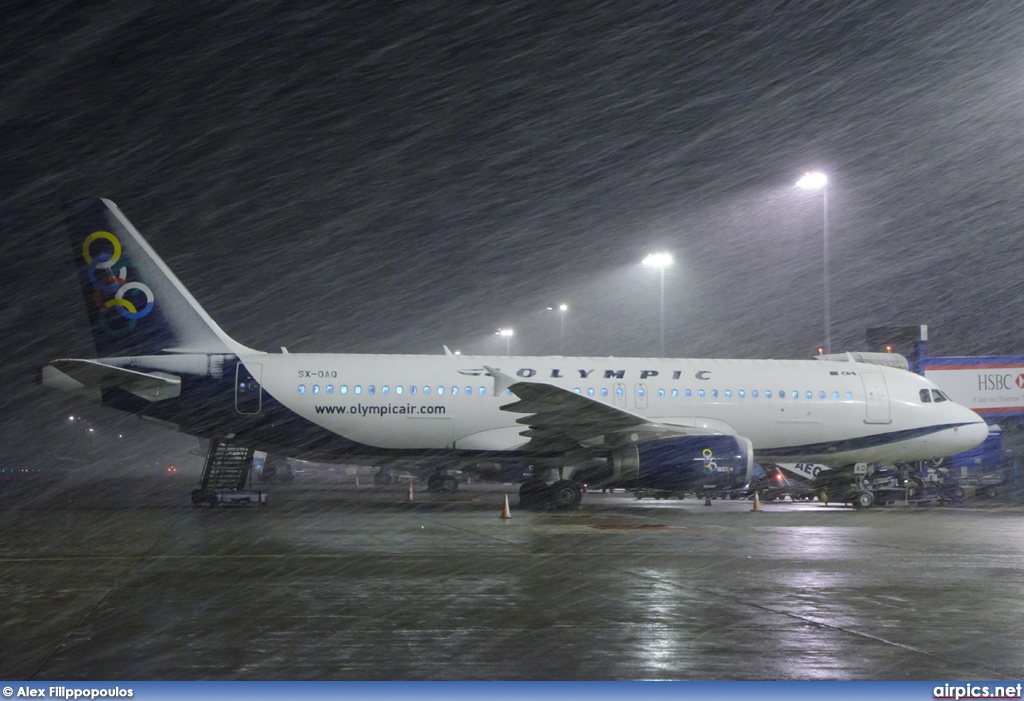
[83,230,155,337]
[702,448,718,473]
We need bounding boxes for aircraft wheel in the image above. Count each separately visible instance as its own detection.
[441,476,459,493]
[550,480,582,510]
[519,479,550,510]
[853,491,875,509]
[426,474,442,492]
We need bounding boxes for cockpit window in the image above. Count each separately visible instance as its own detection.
[932,389,948,403]
[920,389,932,403]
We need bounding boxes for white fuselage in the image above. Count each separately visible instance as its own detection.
[251,353,988,464]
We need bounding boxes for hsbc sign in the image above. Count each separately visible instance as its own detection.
[926,363,1024,414]
[978,373,1016,391]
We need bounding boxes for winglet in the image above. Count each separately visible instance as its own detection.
[443,345,453,356]
[484,366,516,397]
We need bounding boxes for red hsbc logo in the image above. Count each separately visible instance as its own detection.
[1016,374,1024,389]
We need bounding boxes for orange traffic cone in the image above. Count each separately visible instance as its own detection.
[752,490,761,512]
[408,482,414,501]
[500,494,512,520]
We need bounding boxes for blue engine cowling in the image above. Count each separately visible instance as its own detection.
[611,435,754,492]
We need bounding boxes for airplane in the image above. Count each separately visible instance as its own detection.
[41,198,989,509]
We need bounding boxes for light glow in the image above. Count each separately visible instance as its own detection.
[796,171,828,190]
[642,252,673,269]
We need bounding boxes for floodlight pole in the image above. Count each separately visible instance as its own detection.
[822,183,830,355]
[797,172,830,354]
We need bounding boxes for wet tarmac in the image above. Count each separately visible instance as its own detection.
[2,468,1024,681]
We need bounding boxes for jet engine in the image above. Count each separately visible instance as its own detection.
[610,435,754,492]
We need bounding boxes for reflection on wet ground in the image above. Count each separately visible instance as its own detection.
[2,470,1024,680]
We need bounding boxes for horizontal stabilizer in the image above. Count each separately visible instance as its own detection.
[43,359,181,401]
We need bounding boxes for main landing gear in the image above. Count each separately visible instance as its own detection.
[519,478,583,510]
[426,472,459,494]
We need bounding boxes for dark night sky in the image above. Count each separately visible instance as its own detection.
[4,1,1024,433]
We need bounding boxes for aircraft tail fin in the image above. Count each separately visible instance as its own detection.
[61,198,252,358]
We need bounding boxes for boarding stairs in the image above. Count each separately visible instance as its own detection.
[191,440,267,506]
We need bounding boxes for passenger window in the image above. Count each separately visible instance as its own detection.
[806,391,812,399]
[382,385,389,395]
[685,389,692,397]
[341,385,348,394]
[698,389,705,398]
[574,388,581,394]
[298,384,306,394]
[326,385,334,394]
[672,389,679,398]
[658,389,665,398]
[711,390,718,398]
[920,389,932,403]
[452,386,458,396]
[355,385,362,395]
[396,386,403,395]
[793,391,799,399]
[368,385,376,395]
[845,391,853,400]
[479,387,486,395]
[779,391,785,399]
[638,388,645,398]
[725,390,731,398]
[465,387,471,396]
[766,391,772,398]
[738,390,745,398]
[818,391,825,399]
[588,388,595,397]
[505,389,512,396]
[752,390,758,398]
[410,386,417,395]
[423,386,430,395]
[313,385,320,394]
[932,389,947,403]
[601,388,608,397]
[437,386,444,395]
[832,391,839,400]
[616,387,624,398]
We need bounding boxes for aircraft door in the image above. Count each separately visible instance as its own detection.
[613,382,626,408]
[235,363,262,415]
[861,372,890,423]
[635,383,648,410]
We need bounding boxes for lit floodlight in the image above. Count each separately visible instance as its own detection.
[642,252,673,269]
[498,328,514,337]
[559,304,568,311]
[796,171,828,190]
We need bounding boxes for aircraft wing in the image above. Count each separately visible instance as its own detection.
[485,366,726,452]
[42,359,181,401]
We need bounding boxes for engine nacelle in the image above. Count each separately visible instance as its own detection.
[611,435,754,492]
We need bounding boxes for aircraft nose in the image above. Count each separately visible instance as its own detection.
[958,413,989,452]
